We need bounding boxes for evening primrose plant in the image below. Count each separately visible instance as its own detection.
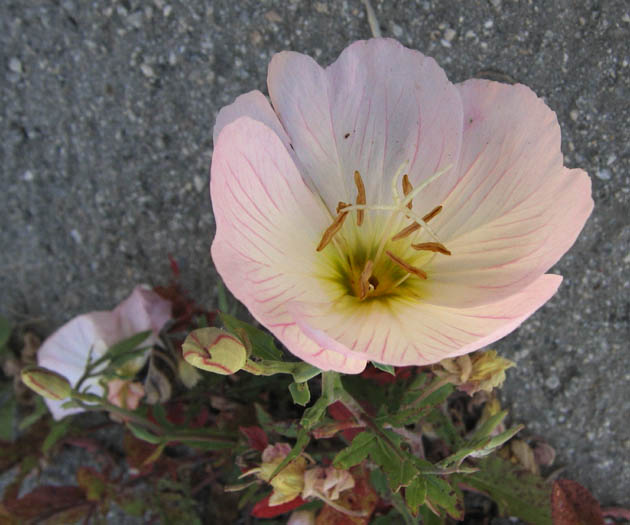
[3,33,602,525]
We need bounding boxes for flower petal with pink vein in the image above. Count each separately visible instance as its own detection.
[211,116,366,372]
[268,38,463,213]
[419,80,593,307]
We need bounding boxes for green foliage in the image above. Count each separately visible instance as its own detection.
[460,455,553,524]
[288,381,311,406]
[220,312,283,361]
[372,362,396,375]
[0,315,11,357]
[0,383,17,442]
[333,431,377,469]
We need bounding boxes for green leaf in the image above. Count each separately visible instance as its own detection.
[380,383,454,428]
[0,384,17,441]
[419,505,447,525]
[268,428,310,481]
[104,348,149,374]
[127,423,163,445]
[0,315,11,355]
[425,475,464,520]
[220,312,283,361]
[42,417,73,453]
[300,393,329,431]
[291,363,321,383]
[288,381,310,406]
[369,468,389,497]
[460,455,552,524]
[372,362,396,375]
[151,403,172,429]
[405,476,427,514]
[333,431,377,469]
[19,396,48,431]
[370,438,418,491]
[106,330,152,360]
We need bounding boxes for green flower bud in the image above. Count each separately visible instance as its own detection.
[182,327,246,375]
[21,366,72,401]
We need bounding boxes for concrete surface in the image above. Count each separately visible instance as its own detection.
[1,0,628,508]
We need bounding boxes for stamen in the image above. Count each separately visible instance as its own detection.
[402,174,413,209]
[385,251,427,279]
[399,163,452,209]
[336,201,351,214]
[354,170,366,226]
[358,259,374,300]
[411,242,452,256]
[391,205,443,241]
[317,210,349,252]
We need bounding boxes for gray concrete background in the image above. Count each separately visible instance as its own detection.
[1,0,628,508]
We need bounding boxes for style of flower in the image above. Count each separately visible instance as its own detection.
[37,285,172,419]
[210,38,593,374]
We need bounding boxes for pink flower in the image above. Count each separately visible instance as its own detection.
[210,39,593,374]
[106,379,145,411]
[38,286,172,419]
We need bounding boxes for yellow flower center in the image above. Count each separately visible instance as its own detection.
[315,164,452,303]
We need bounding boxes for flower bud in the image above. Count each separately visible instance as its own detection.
[182,327,246,375]
[21,365,72,401]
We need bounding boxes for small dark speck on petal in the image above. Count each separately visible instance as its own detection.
[344,132,350,139]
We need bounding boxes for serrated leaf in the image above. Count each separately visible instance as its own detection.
[381,383,454,428]
[127,422,163,445]
[405,476,427,514]
[425,475,464,520]
[333,431,376,469]
[288,381,310,406]
[220,312,283,361]
[369,435,419,491]
[461,455,552,524]
[372,362,396,375]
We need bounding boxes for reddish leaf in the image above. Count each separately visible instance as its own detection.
[123,430,159,473]
[551,479,604,525]
[327,402,362,441]
[315,466,379,525]
[4,485,86,521]
[360,365,413,386]
[239,426,268,452]
[251,495,306,518]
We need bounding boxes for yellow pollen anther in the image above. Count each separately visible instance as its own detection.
[354,170,366,226]
[402,174,413,209]
[317,209,349,251]
[358,260,374,300]
[385,250,428,280]
[391,205,443,241]
[411,242,452,256]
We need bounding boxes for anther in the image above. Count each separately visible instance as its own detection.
[354,170,366,226]
[411,242,452,256]
[385,251,427,279]
[358,260,374,300]
[391,205,443,241]
[317,210,349,251]
[402,174,413,209]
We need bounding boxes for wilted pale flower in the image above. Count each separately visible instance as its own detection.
[243,443,308,506]
[302,466,355,502]
[210,38,593,373]
[435,349,515,395]
[38,286,172,419]
[106,378,145,411]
